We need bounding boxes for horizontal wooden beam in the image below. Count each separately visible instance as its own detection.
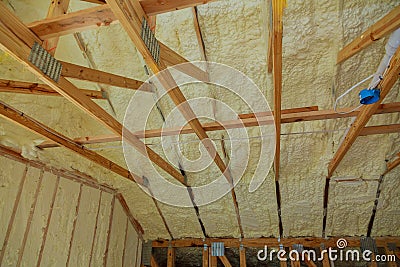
[238,106,319,120]
[337,5,400,63]
[0,78,105,99]
[37,103,400,149]
[152,237,400,248]
[60,61,151,92]
[140,0,215,16]
[28,4,117,39]
[328,46,400,178]
[0,100,143,185]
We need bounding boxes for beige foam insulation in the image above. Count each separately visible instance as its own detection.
[136,239,143,267]
[90,192,113,267]
[124,222,139,267]
[69,186,101,267]
[0,157,25,254]
[20,171,58,266]
[372,168,400,236]
[3,167,41,266]
[107,200,128,267]
[40,177,80,266]
[1,0,400,242]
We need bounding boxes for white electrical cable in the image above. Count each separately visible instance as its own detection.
[333,73,375,114]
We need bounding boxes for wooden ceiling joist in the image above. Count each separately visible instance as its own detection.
[60,61,150,91]
[337,5,400,64]
[106,0,244,237]
[328,46,400,178]
[271,0,285,181]
[140,0,215,16]
[0,100,142,184]
[43,0,70,55]
[152,236,400,248]
[36,105,400,149]
[0,78,105,99]
[0,2,186,185]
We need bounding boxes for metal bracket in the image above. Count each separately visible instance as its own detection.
[29,42,62,82]
[360,237,378,254]
[141,17,160,64]
[211,242,224,256]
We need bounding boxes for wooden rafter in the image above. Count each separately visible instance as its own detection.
[0,2,185,185]
[271,0,285,181]
[0,78,105,99]
[0,100,144,185]
[36,106,400,149]
[337,5,400,64]
[106,0,244,237]
[152,237,400,248]
[43,0,70,55]
[384,152,400,175]
[328,46,400,178]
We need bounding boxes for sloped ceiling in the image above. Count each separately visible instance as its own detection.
[0,0,399,241]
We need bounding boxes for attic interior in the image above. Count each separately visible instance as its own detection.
[0,0,400,266]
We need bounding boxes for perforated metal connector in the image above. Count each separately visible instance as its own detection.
[211,242,224,256]
[141,18,160,64]
[28,42,62,82]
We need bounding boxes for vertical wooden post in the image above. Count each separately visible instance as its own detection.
[384,246,397,267]
[209,248,217,267]
[202,245,209,267]
[167,247,176,267]
[239,246,246,267]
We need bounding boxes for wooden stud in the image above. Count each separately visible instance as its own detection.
[337,5,400,64]
[29,4,115,39]
[328,46,400,178]
[385,152,400,175]
[0,78,105,99]
[66,183,83,267]
[239,247,246,267]
[202,246,209,267]
[304,258,317,267]
[209,249,217,267]
[122,217,129,266]
[43,0,70,55]
[103,195,116,267]
[218,255,232,267]
[280,259,288,267]
[384,246,397,267]
[271,0,286,181]
[88,191,103,267]
[16,170,44,267]
[0,165,28,266]
[36,103,400,149]
[321,245,330,267]
[167,247,176,267]
[36,175,60,267]
[0,4,185,185]
[151,255,160,267]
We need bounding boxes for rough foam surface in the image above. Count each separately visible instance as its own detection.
[0,0,399,241]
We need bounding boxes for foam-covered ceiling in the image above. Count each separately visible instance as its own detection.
[0,0,399,241]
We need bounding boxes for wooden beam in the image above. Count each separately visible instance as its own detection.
[37,104,400,149]
[209,251,217,267]
[337,5,400,64]
[384,246,397,267]
[60,61,150,92]
[107,0,243,236]
[81,0,106,4]
[116,193,144,236]
[328,46,400,178]
[167,247,176,267]
[43,0,70,55]
[238,106,319,119]
[0,3,185,185]
[0,100,144,185]
[151,255,160,267]
[192,7,207,61]
[385,152,400,175]
[218,255,232,267]
[152,237,400,248]
[139,0,215,16]
[321,245,330,267]
[0,78,105,99]
[202,246,209,267]
[271,0,285,181]
[304,258,317,267]
[28,4,117,40]
[239,247,246,267]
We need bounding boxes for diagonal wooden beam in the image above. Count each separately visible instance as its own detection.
[218,255,232,267]
[337,5,400,64]
[36,105,400,149]
[0,100,142,184]
[384,152,400,175]
[107,0,244,237]
[0,78,105,99]
[328,46,400,178]
[60,61,150,91]
[43,0,70,55]
[271,0,285,181]
[150,255,160,267]
[0,2,185,185]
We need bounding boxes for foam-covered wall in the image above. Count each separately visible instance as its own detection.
[0,154,143,266]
